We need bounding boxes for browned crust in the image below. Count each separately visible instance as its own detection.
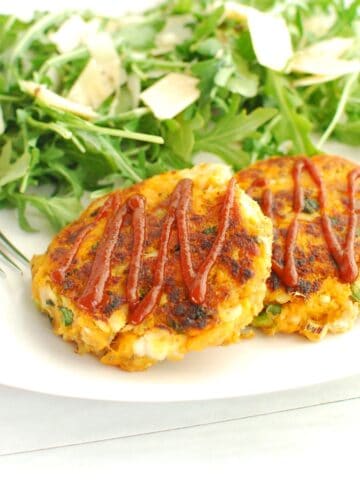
[235,154,360,297]
[37,170,262,333]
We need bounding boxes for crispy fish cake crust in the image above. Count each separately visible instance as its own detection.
[236,154,360,341]
[32,164,272,371]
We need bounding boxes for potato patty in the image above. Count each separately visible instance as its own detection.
[32,164,272,371]
[236,154,360,341]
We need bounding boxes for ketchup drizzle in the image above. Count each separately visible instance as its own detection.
[252,157,360,287]
[129,178,236,325]
[51,195,115,284]
[78,193,146,311]
[54,178,236,325]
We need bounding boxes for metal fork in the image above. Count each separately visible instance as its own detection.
[0,230,29,276]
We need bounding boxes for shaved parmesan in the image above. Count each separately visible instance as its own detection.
[225,2,293,71]
[19,80,98,119]
[68,32,125,110]
[291,58,360,77]
[67,59,118,110]
[302,13,336,38]
[290,37,354,65]
[288,37,359,78]
[49,15,100,54]
[246,10,293,71]
[86,32,121,73]
[140,73,200,120]
[293,74,342,87]
[154,15,193,55]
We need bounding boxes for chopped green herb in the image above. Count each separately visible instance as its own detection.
[45,299,55,306]
[303,198,319,214]
[202,226,217,235]
[59,306,74,326]
[252,312,273,328]
[350,284,360,303]
[253,303,282,327]
[266,304,282,315]
[330,216,341,227]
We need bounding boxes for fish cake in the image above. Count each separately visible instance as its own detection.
[236,154,360,341]
[32,164,272,371]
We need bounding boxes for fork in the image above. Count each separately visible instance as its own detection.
[0,230,29,276]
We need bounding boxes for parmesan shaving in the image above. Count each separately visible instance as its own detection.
[288,37,360,78]
[225,2,293,71]
[49,15,100,53]
[140,73,200,120]
[68,32,125,110]
[154,15,193,55]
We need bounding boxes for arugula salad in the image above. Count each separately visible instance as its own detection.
[0,0,359,230]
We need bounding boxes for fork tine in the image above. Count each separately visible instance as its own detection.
[0,249,23,273]
[0,231,29,264]
[0,266,6,277]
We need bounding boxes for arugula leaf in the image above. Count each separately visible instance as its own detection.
[15,194,82,231]
[194,107,277,168]
[265,71,317,155]
[191,58,220,103]
[194,38,222,57]
[192,6,224,45]
[164,116,195,162]
[116,23,160,50]
[0,141,30,187]
[335,121,360,145]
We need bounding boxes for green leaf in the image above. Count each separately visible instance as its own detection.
[117,23,159,49]
[48,162,83,198]
[164,115,195,162]
[191,58,220,103]
[59,306,73,326]
[266,71,317,155]
[214,47,259,99]
[172,0,193,13]
[335,121,360,145]
[17,194,82,231]
[231,51,259,97]
[16,198,38,233]
[0,141,30,187]
[192,6,224,44]
[194,38,222,57]
[194,107,277,168]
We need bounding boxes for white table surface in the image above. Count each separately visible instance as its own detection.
[1,376,360,477]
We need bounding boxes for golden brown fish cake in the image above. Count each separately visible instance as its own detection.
[32,164,272,371]
[236,154,360,341]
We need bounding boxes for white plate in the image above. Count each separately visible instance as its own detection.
[1,140,359,402]
[0,1,359,402]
